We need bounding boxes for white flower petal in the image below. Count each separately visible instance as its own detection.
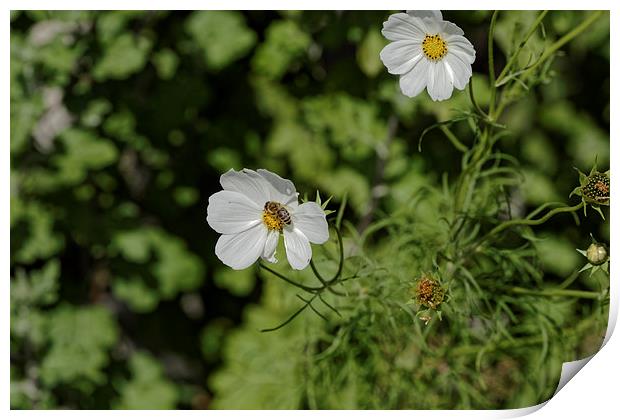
[407,10,443,21]
[292,202,329,244]
[399,58,429,98]
[380,11,476,102]
[445,53,472,90]
[207,190,262,234]
[257,169,299,208]
[440,20,464,36]
[220,169,272,207]
[381,13,426,42]
[380,41,423,75]
[446,35,476,64]
[215,224,268,270]
[262,230,279,263]
[419,17,442,33]
[283,228,312,270]
[427,61,454,101]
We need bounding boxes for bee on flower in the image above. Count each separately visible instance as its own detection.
[379,10,476,101]
[206,169,329,270]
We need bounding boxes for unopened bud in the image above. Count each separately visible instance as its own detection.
[586,243,608,266]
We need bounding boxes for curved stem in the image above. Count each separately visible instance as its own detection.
[486,202,584,238]
[521,11,603,82]
[525,201,573,220]
[557,270,580,290]
[306,226,347,296]
[468,77,488,119]
[495,10,549,86]
[309,259,327,284]
[487,11,499,116]
[440,125,468,153]
[492,11,603,120]
[258,262,322,293]
[329,226,345,283]
[469,202,585,250]
[260,294,319,332]
[309,259,346,296]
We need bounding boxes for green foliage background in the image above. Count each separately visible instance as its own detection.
[10,10,609,409]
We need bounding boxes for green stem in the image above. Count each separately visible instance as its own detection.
[309,259,346,296]
[495,10,549,86]
[485,202,584,239]
[453,128,490,215]
[557,270,580,290]
[522,10,603,80]
[468,77,488,119]
[493,10,603,120]
[258,262,322,293]
[449,316,598,357]
[307,226,346,295]
[506,286,601,300]
[329,226,345,283]
[309,259,327,284]
[487,11,499,116]
[440,125,468,153]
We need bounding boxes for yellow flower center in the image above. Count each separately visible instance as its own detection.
[422,34,448,61]
[262,201,290,231]
[262,211,284,231]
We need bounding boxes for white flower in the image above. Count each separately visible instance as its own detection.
[379,10,476,101]
[206,168,329,270]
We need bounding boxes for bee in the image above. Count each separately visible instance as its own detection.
[264,201,292,226]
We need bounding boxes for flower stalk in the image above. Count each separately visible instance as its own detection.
[487,10,499,116]
[505,286,602,300]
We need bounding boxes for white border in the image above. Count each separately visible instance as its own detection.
[4,2,618,419]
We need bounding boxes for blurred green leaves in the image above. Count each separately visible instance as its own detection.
[111,227,205,312]
[152,48,179,80]
[54,129,118,185]
[209,304,308,409]
[536,234,581,277]
[357,29,385,77]
[114,352,178,409]
[12,253,123,402]
[11,260,60,307]
[11,200,64,264]
[213,266,255,297]
[94,33,153,81]
[40,305,118,388]
[252,20,311,80]
[304,94,386,158]
[186,11,256,70]
[11,260,60,348]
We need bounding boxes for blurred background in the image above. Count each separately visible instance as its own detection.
[10,10,609,409]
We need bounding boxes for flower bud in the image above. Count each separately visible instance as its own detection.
[582,172,610,205]
[414,273,445,310]
[586,243,608,266]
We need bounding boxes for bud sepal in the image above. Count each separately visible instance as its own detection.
[576,236,609,277]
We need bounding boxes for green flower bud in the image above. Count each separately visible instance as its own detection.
[413,273,445,310]
[571,167,610,208]
[586,243,608,266]
[582,172,610,205]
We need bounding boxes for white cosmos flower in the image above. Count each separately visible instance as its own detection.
[206,168,329,270]
[380,10,476,101]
